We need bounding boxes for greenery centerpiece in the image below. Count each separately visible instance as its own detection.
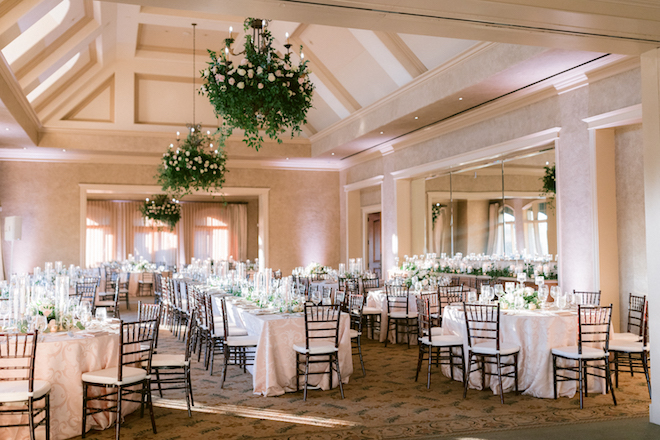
[157,125,228,196]
[200,18,314,151]
[140,194,182,230]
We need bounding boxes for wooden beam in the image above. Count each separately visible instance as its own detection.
[374,32,427,78]
[0,54,41,145]
[290,24,361,114]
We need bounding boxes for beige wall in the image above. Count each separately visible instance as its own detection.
[0,162,339,276]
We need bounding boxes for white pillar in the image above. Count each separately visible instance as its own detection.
[641,48,660,424]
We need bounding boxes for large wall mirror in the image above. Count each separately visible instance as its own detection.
[426,147,556,260]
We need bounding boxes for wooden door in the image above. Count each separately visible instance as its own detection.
[367,212,381,278]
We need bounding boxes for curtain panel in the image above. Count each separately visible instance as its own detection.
[85,200,247,267]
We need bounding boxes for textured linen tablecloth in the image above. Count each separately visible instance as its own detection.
[441,305,606,398]
[214,297,353,396]
[1,329,139,440]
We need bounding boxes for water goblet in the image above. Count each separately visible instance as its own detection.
[538,285,549,308]
[557,293,568,309]
[467,291,477,303]
[494,284,504,300]
[550,286,560,306]
[95,307,107,322]
[311,291,321,306]
[514,294,525,310]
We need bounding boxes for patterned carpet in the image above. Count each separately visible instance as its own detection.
[76,326,650,440]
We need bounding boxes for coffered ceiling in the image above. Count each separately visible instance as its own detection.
[0,0,655,169]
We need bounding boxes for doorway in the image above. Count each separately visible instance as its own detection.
[367,212,382,279]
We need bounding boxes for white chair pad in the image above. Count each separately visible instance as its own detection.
[551,345,606,359]
[612,332,641,342]
[293,342,338,355]
[430,327,444,336]
[226,335,259,347]
[349,329,362,339]
[95,300,116,307]
[151,354,188,368]
[82,366,147,385]
[609,341,648,353]
[213,326,249,338]
[472,341,520,356]
[362,307,381,315]
[420,334,463,347]
[0,380,51,403]
[389,312,417,319]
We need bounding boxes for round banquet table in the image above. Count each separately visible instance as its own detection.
[2,328,139,440]
[441,305,605,398]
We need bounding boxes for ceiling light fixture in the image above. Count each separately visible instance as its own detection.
[331,153,335,156]
[459,97,463,100]
[201,18,314,151]
[414,116,418,120]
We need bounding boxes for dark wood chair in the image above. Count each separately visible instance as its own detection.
[610,299,650,398]
[415,297,464,389]
[0,331,51,440]
[384,284,417,348]
[294,304,345,401]
[348,293,366,376]
[551,304,616,409]
[81,319,158,438]
[219,297,258,388]
[463,302,520,404]
[613,293,646,342]
[138,272,155,296]
[573,290,601,306]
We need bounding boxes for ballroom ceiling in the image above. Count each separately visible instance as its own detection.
[0,0,653,169]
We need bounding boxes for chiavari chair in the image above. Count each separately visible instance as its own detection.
[573,290,601,306]
[612,293,646,342]
[348,293,366,376]
[219,297,258,387]
[384,284,417,348]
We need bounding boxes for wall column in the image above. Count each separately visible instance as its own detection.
[411,177,426,255]
[641,48,660,424]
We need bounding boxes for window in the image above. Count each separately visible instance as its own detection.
[495,205,516,256]
[523,201,549,257]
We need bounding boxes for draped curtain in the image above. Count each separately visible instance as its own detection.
[85,200,247,267]
[0,229,4,281]
[432,207,448,255]
[486,202,499,255]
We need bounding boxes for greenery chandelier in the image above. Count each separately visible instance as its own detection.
[157,23,228,197]
[140,194,181,230]
[200,18,314,151]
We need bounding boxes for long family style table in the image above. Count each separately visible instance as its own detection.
[2,322,139,440]
[441,304,605,398]
[212,294,353,396]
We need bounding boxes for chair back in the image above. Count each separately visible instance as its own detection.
[137,302,161,322]
[337,276,346,291]
[303,304,342,351]
[463,303,501,350]
[344,279,359,295]
[118,319,158,382]
[141,272,154,283]
[577,304,612,355]
[439,286,466,317]
[416,297,434,342]
[153,273,163,296]
[205,294,218,335]
[349,293,363,333]
[641,299,649,346]
[420,291,440,319]
[219,297,232,338]
[361,277,380,292]
[0,332,38,389]
[385,284,410,315]
[574,290,601,306]
[76,279,98,305]
[626,293,646,337]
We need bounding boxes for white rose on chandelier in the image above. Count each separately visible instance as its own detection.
[267,73,275,82]
[237,81,245,89]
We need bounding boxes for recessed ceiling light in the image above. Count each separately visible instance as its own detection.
[331,153,335,156]
[414,116,418,120]
[380,131,383,134]
[62,149,66,152]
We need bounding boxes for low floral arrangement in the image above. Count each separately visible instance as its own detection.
[499,287,540,310]
[200,18,314,151]
[305,262,328,275]
[431,203,446,225]
[400,261,453,288]
[140,194,181,230]
[158,125,227,196]
[28,299,85,332]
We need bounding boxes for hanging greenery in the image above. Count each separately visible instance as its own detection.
[431,203,446,225]
[157,125,228,196]
[541,164,556,207]
[140,194,181,230]
[200,18,314,151]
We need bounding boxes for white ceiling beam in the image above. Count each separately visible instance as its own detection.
[0,0,61,48]
[290,25,361,114]
[374,32,427,78]
[0,53,41,145]
[115,3,140,60]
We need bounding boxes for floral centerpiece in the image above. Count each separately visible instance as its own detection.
[400,261,452,289]
[157,125,227,196]
[140,194,181,230]
[305,262,328,276]
[28,298,85,332]
[200,18,314,151]
[499,286,540,310]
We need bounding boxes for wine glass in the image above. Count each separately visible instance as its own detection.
[494,284,504,300]
[95,307,107,322]
[550,286,560,306]
[467,290,477,302]
[311,291,321,306]
[538,285,549,308]
[557,293,568,310]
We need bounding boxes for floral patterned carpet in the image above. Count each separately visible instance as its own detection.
[76,327,650,440]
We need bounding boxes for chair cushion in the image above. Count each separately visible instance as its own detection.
[293,342,338,355]
[213,326,249,338]
[82,366,147,385]
[612,332,641,342]
[388,312,417,319]
[420,334,463,347]
[362,307,381,314]
[472,341,520,356]
[225,335,259,347]
[349,329,361,339]
[609,341,648,353]
[95,300,116,307]
[551,345,606,359]
[430,327,444,336]
[151,354,187,368]
[0,380,51,403]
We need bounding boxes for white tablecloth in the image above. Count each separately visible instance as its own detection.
[213,296,353,396]
[441,305,605,398]
[2,328,138,440]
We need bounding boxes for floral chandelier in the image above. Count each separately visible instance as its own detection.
[200,18,314,151]
[140,194,181,230]
[157,23,228,196]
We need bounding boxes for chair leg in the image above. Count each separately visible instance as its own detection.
[147,380,157,433]
[82,383,88,438]
[115,386,122,440]
[220,347,229,388]
[303,355,310,401]
[578,360,584,409]
[614,352,620,388]
[28,398,35,440]
[552,355,558,399]
[449,347,455,381]
[155,369,164,397]
[642,352,652,399]
[464,352,473,399]
[334,353,345,399]
[45,394,51,440]
[496,353,504,404]
[427,346,433,389]
[357,336,366,376]
[606,358,617,406]
[188,367,195,406]
[415,345,423,382]
[513,353,519,394]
